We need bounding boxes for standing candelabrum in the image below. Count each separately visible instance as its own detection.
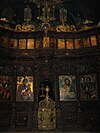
[46,86,50,98]
[45,86,50,106]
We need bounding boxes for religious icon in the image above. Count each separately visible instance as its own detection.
[83,37,90,47]
[16,76,34,101]
[58,39,65,49]
[35,38,43,48]
[91,36,97,46]
[59,75,76,101]
[80,74,98,101]
[0,75,12,100]
[75,39,82,49]
[27,39,34,49]
[66,39,74,49]
[19,39,26,49]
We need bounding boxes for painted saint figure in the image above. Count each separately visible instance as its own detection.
[59,76,76,101]
[60,78,70,100]
[17,78,34,101]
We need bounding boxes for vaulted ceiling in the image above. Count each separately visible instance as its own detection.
[0,0,99,25]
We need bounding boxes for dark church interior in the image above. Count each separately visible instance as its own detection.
[0,0,100,132]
